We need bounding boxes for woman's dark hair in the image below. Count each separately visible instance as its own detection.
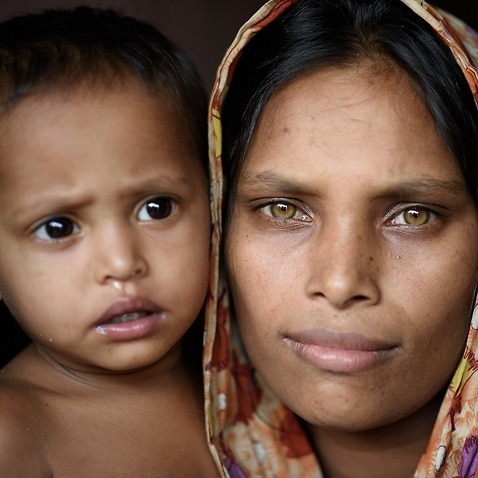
[0,6,208,168]
[222,0,478,213]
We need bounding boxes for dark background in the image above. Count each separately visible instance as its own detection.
[0,0,273,88]
[0,0,477,365]
[0,0,476,88]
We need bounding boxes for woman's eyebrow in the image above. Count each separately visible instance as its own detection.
[380,179,468,199]
[238,171,311,193]
[239,171,468,197]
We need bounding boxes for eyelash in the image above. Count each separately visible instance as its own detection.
[33,217,80,242]
[136,195,176,222]
[388,205,439,227]
[32,195,177,243]
[256,199,311,224]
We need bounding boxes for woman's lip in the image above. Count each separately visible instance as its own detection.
[285,328,398,373]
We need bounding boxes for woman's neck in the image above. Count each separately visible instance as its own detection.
[304,392,444,478]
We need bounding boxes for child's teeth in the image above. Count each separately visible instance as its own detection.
[110,312,147,324]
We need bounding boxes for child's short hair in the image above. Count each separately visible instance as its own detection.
[0,6,208,170]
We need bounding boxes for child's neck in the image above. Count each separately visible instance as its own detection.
[32,343,194,392]
[305,393,443,478]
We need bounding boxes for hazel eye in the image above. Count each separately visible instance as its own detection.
[259,200,311,223]
[34,217,79,241]
[393,207,435,226]
[137,196,174,221]
[269,202,297,219]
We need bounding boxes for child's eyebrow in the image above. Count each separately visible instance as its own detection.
[117,175,192,195]
[8,174,197,219]
[8,192,92,217]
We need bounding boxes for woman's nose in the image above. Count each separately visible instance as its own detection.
[305,221,380,309]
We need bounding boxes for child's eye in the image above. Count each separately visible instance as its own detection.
[137,196,175,221]
[34,217,79,241]
[391,206,437,226]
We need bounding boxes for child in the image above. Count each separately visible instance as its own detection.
[205,0,478,476]
[0,7,221,476]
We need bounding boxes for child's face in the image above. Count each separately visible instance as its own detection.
[226,63,478,431]
[0,83,210,373]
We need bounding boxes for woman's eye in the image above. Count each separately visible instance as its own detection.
[137,196,174,221]
[260,201,309,221]
[34,217,79,241]
[392,207,436,226]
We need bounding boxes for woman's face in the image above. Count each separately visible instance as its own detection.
[226,62,478,431]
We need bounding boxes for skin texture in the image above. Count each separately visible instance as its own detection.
[226,62,478,477]
[0,83,218,476]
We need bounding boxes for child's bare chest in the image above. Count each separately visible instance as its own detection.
[34,390,220,477]
[2,349,220,476]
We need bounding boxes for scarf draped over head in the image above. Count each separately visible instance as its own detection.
[203,1,478,476]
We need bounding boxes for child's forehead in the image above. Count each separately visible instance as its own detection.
[0,78,178,131]
[2,73,165,108]
[0,83,206,197]
[0,76,206,178]
[0,82,194,165]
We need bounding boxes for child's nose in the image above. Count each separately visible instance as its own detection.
[94,226,148,286]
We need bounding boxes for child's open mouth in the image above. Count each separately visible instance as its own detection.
[95,298,165,340]
[108,311,152,324]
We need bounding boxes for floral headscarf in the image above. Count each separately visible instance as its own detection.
[204,1,478,476]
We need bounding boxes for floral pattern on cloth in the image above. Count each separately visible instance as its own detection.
[203,0,478,476]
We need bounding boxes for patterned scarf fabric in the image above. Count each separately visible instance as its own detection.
[204,1,478,476]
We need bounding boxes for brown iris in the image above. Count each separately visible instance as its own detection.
[270,202,296,219]
[403,208,430,226]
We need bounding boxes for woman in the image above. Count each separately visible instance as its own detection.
[204,0,478,476]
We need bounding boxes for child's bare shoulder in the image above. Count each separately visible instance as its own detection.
[0,374,51,476]
[0,347,53,476]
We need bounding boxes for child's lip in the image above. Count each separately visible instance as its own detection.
[96,296,162,326]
